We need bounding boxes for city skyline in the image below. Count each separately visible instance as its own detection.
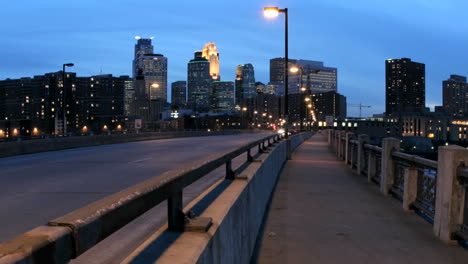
[2,1,468,117]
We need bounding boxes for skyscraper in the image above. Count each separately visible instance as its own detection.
[132,37,168,102]
[138,53,168,101]
[443,75,468,117]
[211,81,234,112]
[188,51,212,112]
[171,81,187,108]
[294,60,337,94]
[235,64,256,104]
[202,42,220,80]
[133,37,154,78]
[385,58,425,117]
[269,58,296,95]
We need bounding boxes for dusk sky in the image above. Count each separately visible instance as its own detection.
[1,0,467,117]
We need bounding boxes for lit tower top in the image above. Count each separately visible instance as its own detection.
[202,42,220,80]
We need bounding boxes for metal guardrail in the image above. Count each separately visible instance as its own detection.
[0,133,286,263]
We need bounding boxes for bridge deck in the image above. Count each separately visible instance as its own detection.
[254,133,468,264]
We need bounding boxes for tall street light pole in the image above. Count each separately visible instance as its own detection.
[62,63,74,136]
[264,6,288,137]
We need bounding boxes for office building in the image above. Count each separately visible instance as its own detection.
[137,53,168,101]
[133,37,154,78]
[235,63,256,104]
[269,57,296,95]
[443,75,468,117]
[385,58,425,117]
[187,51,212,112]
[211,81,234,112]
[310,91,347,120]
[171,81,187,108]
[293,60,337,94]
[0,73,127,137]
[124,78,134,117]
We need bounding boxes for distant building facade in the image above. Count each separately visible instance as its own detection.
[293,60,338,94]
[311,91,347,120]
[235,63,256,104]
[138,53,168,101]
[171,81,187,108]
[443,74,468,117]
[385,58,425,117]
[187,51,212,112]
[211,81,234,112]
[269,57,296,96]
[0,73,127,138]
[133,37,154,78]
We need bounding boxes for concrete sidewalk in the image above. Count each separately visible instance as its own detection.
[254,133,468,264]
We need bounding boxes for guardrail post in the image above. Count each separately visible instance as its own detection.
[403,168,418,211]
[381,137,400,195]
[345,132,354,164]
[247,149,254,162]
[168,190,184,232]
[434,145,468,243]
[357,135,369,175]
[226,160,235,179]
[328,129,332,145]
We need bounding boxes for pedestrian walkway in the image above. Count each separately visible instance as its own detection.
[254,133,468,264]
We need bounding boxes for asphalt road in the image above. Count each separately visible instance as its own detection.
[0,133,269,246]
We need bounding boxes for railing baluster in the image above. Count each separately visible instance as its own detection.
[168,190,184,232]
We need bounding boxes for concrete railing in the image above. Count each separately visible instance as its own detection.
[122,132,313,264]
[328,129,468,245]
[0,130,264,158]
[0,132,312,264]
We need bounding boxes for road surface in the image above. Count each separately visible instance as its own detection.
[0,133,268,248]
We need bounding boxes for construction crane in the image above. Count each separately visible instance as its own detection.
[349,103,371,118]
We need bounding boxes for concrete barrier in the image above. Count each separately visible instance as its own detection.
[0,130,263,158]
[123,132,313,263]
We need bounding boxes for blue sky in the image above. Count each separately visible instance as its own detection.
[1,0,467,117]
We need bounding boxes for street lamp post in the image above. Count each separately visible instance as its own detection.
[264,6,288,137]
[62,63,74,136]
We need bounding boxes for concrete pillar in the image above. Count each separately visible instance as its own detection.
[434,145,468,243]
[380,138,400,195]
[327,129,332,145]
[345,132,354,165]
[367,152,376,183]
[357,135,369,175]
[403,168,418,211]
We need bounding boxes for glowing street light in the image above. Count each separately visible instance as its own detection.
[264,6,288,137]
[263,7,280,18]
[290,66,300,73]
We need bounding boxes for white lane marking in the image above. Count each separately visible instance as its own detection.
[128,157,152,164]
